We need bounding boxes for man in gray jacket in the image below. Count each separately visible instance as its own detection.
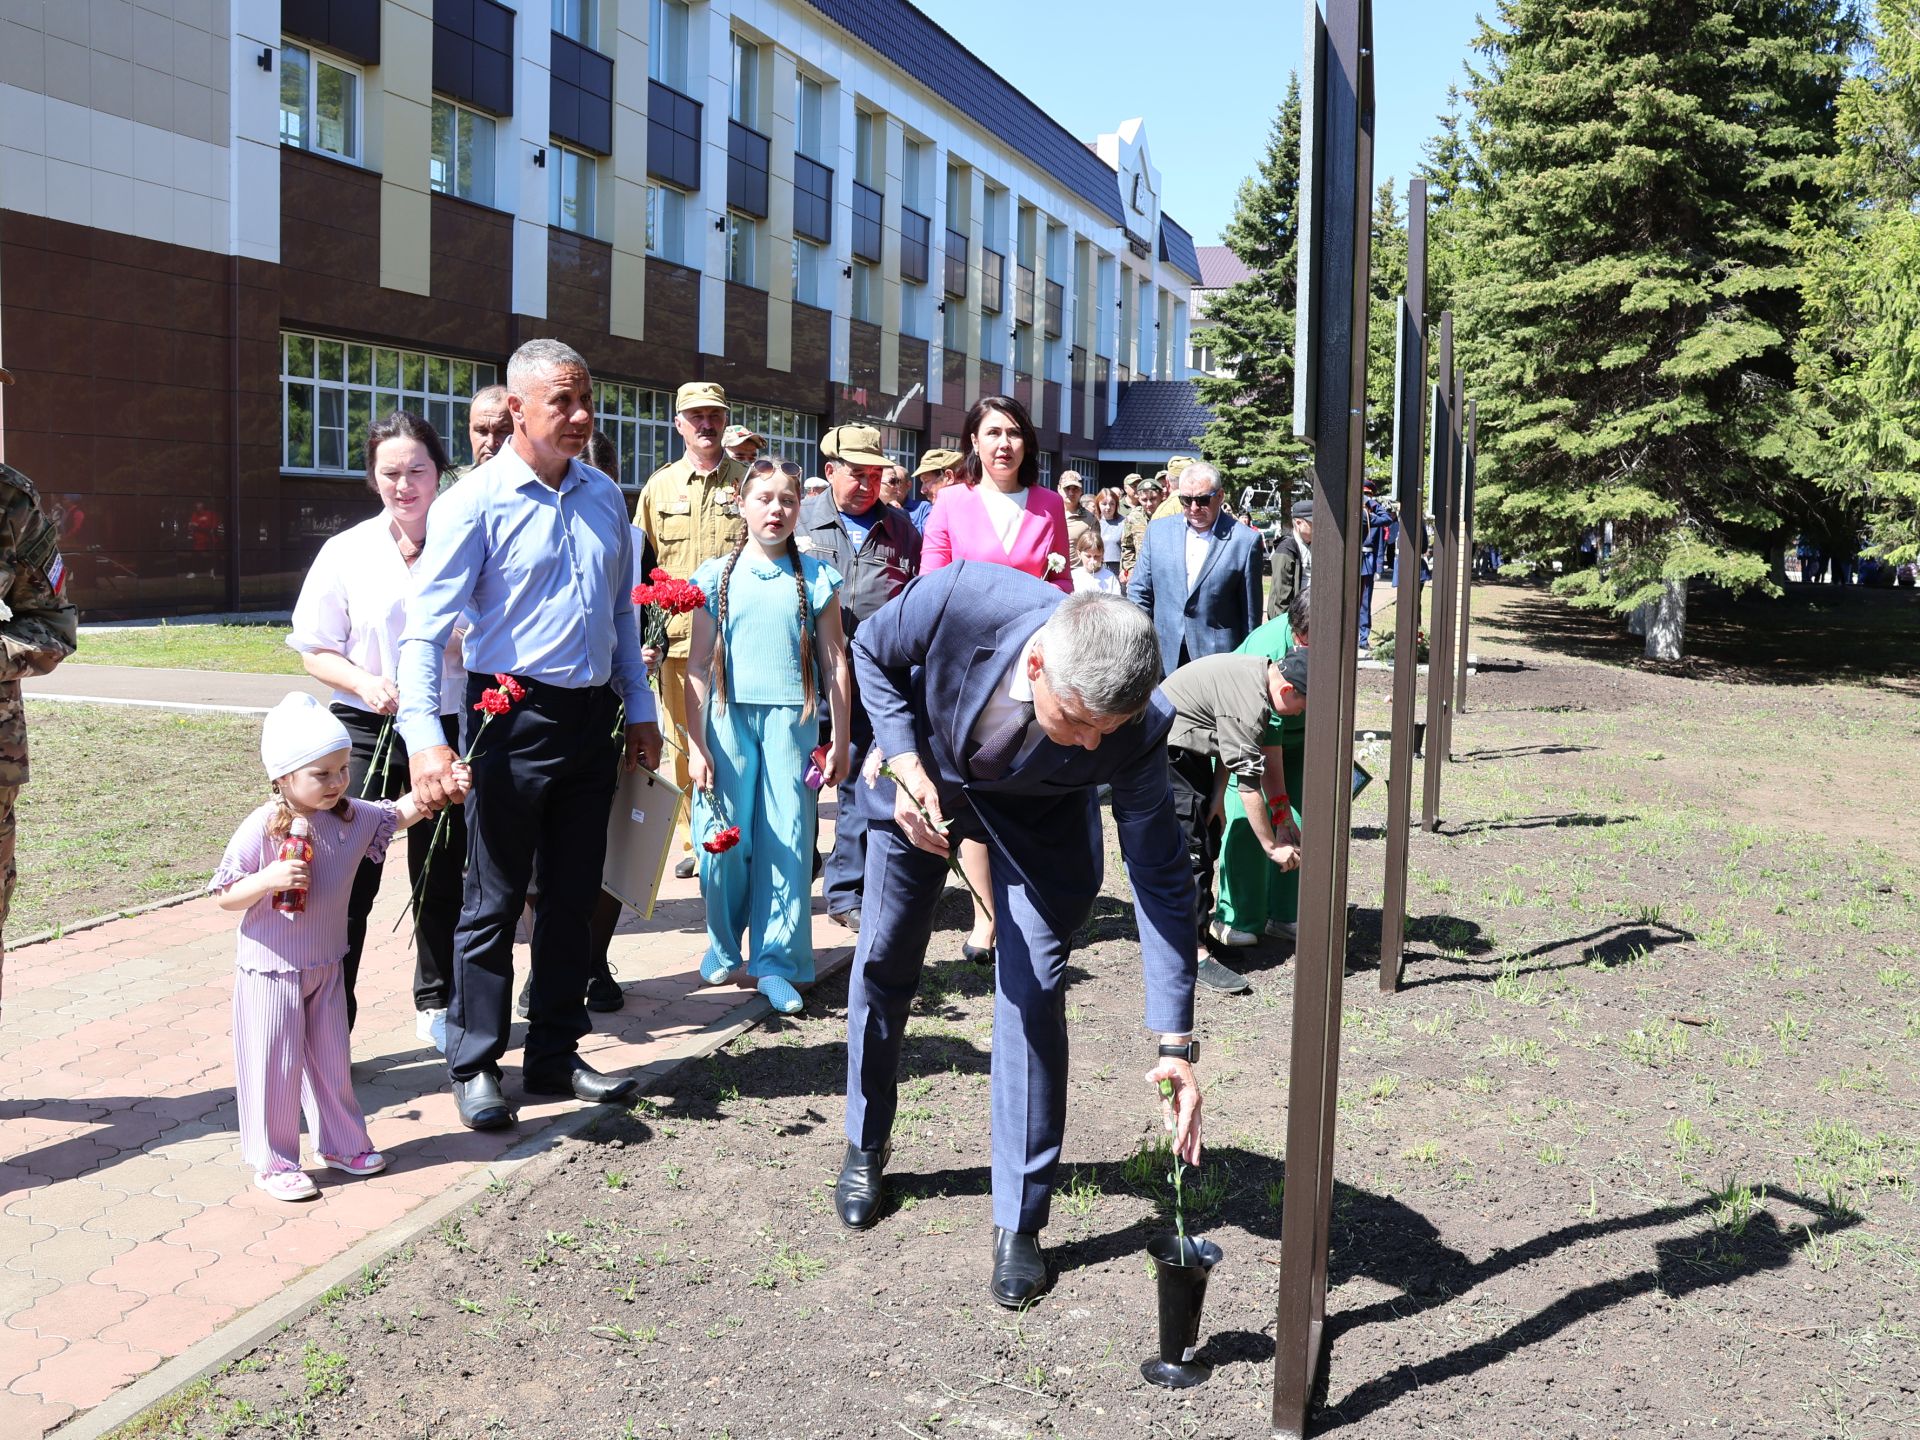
[798,424,922,930]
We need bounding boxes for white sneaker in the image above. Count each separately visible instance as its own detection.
[416,1008,448,1054]
[1208,921,1258,948]
[1264,920,1298,941]
[253,1169,318,1202]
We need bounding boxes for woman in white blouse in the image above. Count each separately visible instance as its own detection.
[288,411,465,1050]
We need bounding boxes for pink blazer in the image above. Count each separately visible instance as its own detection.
[922,482,1073,593]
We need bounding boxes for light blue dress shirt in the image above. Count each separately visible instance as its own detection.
[397,444,655,754]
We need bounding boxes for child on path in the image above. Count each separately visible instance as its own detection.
[685,459,851,1014]
[212,693,468,1201]
[1071,527,1121,594]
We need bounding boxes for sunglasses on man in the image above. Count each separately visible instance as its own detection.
[1176,491,1222,508]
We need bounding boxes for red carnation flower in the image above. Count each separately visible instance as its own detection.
[701,824,742,854]
[474,689,512,716]
[493,673,526,702]
[649,566,672,582]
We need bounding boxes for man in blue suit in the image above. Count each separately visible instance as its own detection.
[1357,480,1394,650]
[836,562,1204,1308]
[1126,461,1264,676]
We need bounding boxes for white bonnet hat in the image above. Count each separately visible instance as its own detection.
[262,693,352,779]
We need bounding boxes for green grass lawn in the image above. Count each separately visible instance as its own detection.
[13,701,266,938]
[72,623,305,674]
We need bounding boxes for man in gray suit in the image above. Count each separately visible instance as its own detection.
[835,565,1203,1309]
[1126,462,1264,676]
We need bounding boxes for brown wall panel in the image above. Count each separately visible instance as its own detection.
[704,286,824,413]
[546,228,612,338]
[848,318,881,394]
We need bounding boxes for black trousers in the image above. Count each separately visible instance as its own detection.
[445,675,621,1081]
[335,705,465,1028]
[1165,746,1220,943]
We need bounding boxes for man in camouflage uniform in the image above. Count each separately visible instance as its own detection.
[635,381,746,877]
[1120,473,1165,580]
[0,365,81,1000]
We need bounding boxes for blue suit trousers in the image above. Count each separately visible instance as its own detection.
[844,816,1085,1233]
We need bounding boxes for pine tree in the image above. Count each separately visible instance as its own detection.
[1420,84,1488,332]
[1456,0,1853,657]
[1366,178,1408,479]
[1194,78,1312,501]
[1792,0,1920,568]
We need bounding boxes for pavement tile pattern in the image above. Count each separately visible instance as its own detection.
[1,848,851,1437]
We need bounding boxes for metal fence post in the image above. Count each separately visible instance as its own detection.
[1419,318,1455,831]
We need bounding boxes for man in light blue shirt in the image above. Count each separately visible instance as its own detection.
[402,338,663,1130]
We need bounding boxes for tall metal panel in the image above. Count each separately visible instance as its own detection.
[1420,317,1456,831]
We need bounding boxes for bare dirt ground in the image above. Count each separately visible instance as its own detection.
[121,583,1920,1440]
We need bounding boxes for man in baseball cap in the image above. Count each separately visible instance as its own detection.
[636,381,746,875]
[722,423,764,466]
[1266,495,1314,620]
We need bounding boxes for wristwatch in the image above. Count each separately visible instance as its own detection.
[1157,1038,1200,1063]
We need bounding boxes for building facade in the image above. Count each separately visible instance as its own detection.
[0,0,1201,616]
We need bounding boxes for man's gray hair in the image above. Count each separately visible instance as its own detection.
[1037,594,1161,717]
[506,338,591,395]
[1178,461,1221,493]
[470,382,508,407]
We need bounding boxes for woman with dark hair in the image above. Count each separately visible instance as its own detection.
[916,395,1071,966]
[287,411,468,1050]
[921,395,1071,595]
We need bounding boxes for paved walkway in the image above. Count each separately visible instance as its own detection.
[22,664,329,713]
[0,850,854,1437]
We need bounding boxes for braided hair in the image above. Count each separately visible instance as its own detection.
[708,465,816,720]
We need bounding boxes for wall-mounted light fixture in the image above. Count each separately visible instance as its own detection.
[256,47,273,72]
[935,301,945,314]
[532,147,547,168]
[842,264,853,279]
[714,215,727,231]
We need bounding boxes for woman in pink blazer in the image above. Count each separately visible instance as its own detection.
[917,394,1070,967]
[922,395,1073,595]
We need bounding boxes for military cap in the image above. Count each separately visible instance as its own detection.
[821,423,890,468]
[722,423,764,448]
[1291,497,1315,520]
[914,447,963,477]
[675,380,729,413]
[1167,455,1195,477]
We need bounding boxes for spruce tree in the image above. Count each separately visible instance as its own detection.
[1793,0,1920,568]
[1367,178,1408,480]
[1194,78,1312,502]
[1456,0,1853,657]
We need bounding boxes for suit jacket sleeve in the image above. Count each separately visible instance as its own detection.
[850,566,954,764]
[1125,525,1155,614]
[1241,531,1263,635]
[1109,699,1197,1034]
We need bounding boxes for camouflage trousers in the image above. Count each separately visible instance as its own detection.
[0,783,14,1005]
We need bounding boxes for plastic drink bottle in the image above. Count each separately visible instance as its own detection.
[272,817,313,915]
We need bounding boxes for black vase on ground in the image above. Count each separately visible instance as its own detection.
[1141,1232,1223,1389]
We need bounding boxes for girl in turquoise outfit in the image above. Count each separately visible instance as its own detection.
[685,460,851,1013]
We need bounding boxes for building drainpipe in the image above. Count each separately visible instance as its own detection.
[226,255,243,614]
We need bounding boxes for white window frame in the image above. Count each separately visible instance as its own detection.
[1036,452,1053,488]
[649,0,689,89]
[594,380,677,492]
[552,0,597,48]
[430,97,497,207]
[852,259,878,323]
[732,402,821,472]
[792,237,826,308]
[550,143,597,236]
[279,42,363,164]
[854,108,879,189]
[646,183,687,262]
[795,72,826,161]
[280,332,500,475]
[729,31,761,129]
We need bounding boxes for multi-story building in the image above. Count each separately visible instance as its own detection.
[0,0,1201,616]
[1187,243,1249,379]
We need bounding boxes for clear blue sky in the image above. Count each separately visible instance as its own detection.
[914,0,1488,245]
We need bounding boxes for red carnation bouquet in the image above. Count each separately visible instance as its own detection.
[397,673,523,931]
[699,788,742,855]
[631,568,707,683]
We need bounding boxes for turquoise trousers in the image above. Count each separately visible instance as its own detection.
[694,701,818,983]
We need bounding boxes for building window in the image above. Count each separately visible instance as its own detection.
[793,154,833,244]
[852,181,883,264]
[851,260,877,323]
[649,0,688,90]
[731,402,820,472]
[978,311,1003,366]
[726,211,759,287]
[1013,326,1033,376]
[646,184,686,262]
[430,98,496,206]
[281,332,499,475]
[594,380,676,491]
[902,282,930,341]
[795,73,825,161]
[279,43,361,163]
[552,0,596,48]
[729,31,760,129]
[1035,452,1053,488]
[550,143,596,235]
[942,301,966,352]
[854,108,879,189]
[793,238,825,308]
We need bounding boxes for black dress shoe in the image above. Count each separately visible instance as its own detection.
[990,1227,1050,1308]
[962,942,994,966]
[834,1142,890,1230]
[674,854,697,880]
[452,1073,514,1130]
[1196,955,1252,995]
[522,1056,641,1105]
[829,908,860,933]
[585,964,625,1013]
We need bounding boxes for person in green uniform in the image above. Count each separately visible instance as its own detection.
[1212,589,1309,947]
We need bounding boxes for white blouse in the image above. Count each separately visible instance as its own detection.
[289,514,466,716]
[976,482,1030,554]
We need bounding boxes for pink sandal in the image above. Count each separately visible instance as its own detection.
[322,1150,388,1178]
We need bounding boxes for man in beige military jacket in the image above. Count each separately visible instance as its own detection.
[0,365,80,1001]
[634,381,746,876]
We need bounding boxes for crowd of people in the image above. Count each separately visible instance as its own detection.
[213,336,1325,1307]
